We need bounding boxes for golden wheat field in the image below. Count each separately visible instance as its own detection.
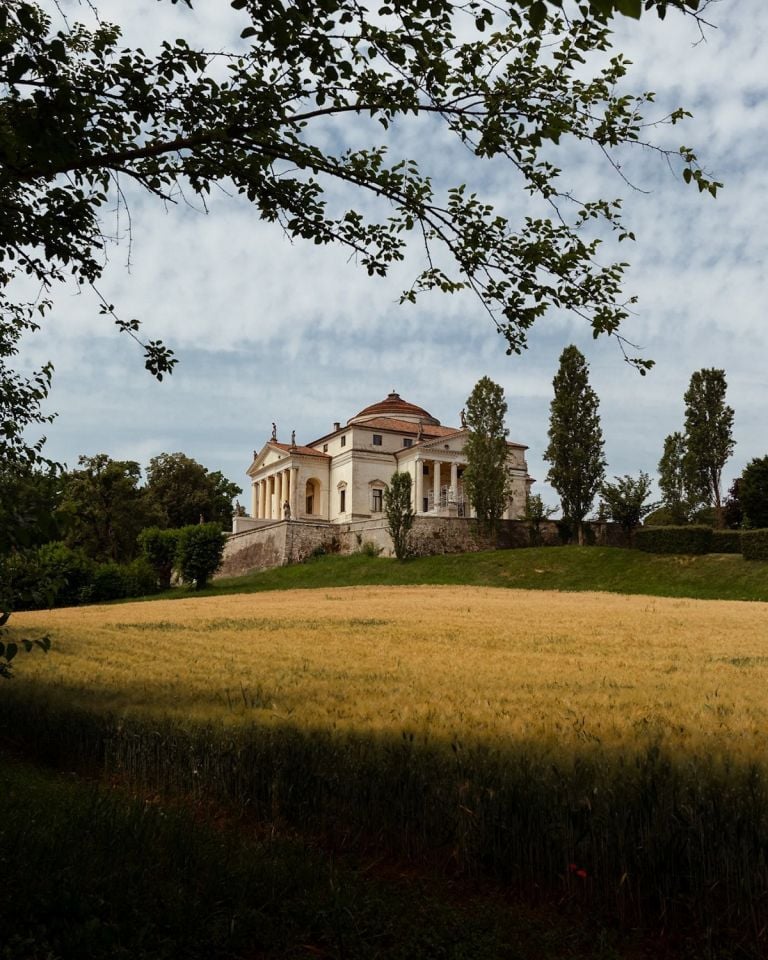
[10,585,768,755]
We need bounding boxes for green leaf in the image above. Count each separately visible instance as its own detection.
[614,0,642,16]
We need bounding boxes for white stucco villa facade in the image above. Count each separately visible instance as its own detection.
[234,391,533,530]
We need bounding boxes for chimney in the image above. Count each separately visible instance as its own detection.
[333,421,340,431]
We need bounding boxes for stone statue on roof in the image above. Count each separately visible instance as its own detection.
[271,422,277,441]
[291,430,296,448]
[460,408,466,428]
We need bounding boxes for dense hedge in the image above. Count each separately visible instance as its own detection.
[87,558,159,603]
[7,545,160,609]
[710,530,743,554]
[742,530,768,562]
[634,525,713,555]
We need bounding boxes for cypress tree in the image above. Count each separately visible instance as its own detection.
[462,376,513,531]
[544,345,606,545]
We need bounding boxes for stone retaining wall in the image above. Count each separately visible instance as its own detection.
[216,515,629,578]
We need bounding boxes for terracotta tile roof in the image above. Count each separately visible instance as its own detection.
[358,417,460,437]
[350,391,439,425]
[271,442,330,458]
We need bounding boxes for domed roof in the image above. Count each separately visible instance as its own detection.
[348,391,440,426]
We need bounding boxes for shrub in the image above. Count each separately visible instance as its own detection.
[741,530,768,562]
[710,530,742,554]
[90,563,128,602]
[138,527,181,590]
[176,523,226,590]
[35,542,96,607]
[634,526,713,555]
[359,540,382,557]
[123,557,160,597]
[643,506,678,526]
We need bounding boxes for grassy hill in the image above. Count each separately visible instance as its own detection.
[200,546,768,603]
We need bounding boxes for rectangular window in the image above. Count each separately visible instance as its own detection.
[372,434,383,446]
[340,435,347,448]
[423,497,429,513]
[423,463,429,475]
[372,489,383,512]
[306,495,314,515]
[403,438,413,448]
[340,489,346,513]
[323,443,328,452]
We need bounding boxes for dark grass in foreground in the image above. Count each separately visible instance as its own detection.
[186,547,768,603]
[5,695,768,960]
[1,756,648,960]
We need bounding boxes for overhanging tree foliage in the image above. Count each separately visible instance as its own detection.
[462,376,513,530]
[544,344,606,545]
[1,0,720,384]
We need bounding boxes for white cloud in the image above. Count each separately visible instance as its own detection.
[14,0,768,510]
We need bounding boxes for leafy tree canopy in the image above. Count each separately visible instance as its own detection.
[657,430,701,524]
[682,368,735,522]
[600,471,659,535]
[462,376,513,530]
[144,452,242,529]
[384,471,415,560]
[740,456,768,530]
[59,453,156,563]
[1,0,720,387]
[522,492,557,545]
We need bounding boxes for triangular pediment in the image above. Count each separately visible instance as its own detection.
[247,442,292,476]
[417,429,467,452]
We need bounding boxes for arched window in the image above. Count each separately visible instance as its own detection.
[305,478,320,515]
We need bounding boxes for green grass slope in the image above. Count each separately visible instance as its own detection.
[196,546,768,603]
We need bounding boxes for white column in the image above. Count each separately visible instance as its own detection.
[291,467,299,518]
[433,459,441,509]
[283,469,291,516]
[269,475,276,519]
[251,481,258,518]
[259,480,266,519]
[415,458,423,514]
[450,461,458,502]
[276,471,283,516]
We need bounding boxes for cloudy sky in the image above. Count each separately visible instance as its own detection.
[18,0,766,510]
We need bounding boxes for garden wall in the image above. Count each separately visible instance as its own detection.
[217,516,628,578]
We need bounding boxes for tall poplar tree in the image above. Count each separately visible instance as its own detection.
[657,431,700,523]
[544,345,606,545]
[682,368,734,526]
[463,377,513,531]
